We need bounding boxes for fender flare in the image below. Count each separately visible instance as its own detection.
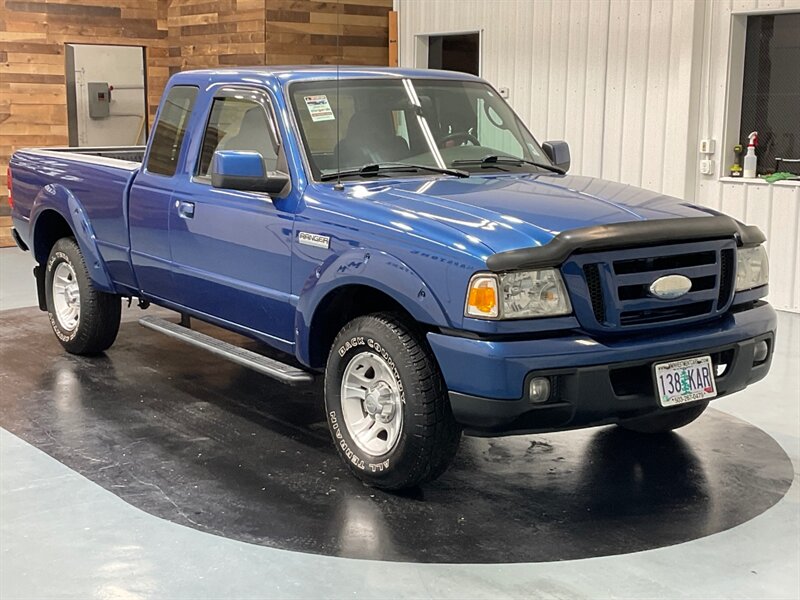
[294,248,452,365]
[29,184,115,292]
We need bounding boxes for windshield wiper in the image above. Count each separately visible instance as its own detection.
[452,155,565,174]
[320,162,469,181]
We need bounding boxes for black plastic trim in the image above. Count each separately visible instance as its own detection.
[11,228,28,252]
[486,216,765,272]
[437,326,580,343]
[210,170,289,195]
[33,266,46,311]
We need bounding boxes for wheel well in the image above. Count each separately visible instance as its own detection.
[307,285,423,369]
[33,210,74,264]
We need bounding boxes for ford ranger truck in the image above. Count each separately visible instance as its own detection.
[8,67,775,490]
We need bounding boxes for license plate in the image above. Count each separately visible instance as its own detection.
[654,355,717,407]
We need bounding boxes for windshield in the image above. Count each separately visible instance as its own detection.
[289,78,553,180]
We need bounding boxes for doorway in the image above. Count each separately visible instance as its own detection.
[426,32,480,76]
[66,44,147,147]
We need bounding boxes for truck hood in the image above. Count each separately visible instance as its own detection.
[351,173,717,255]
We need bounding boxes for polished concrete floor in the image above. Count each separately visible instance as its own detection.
[1,246,799,598]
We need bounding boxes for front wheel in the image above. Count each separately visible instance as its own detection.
[617,402,709,434]
[45,237,121,355]
[325,313,462,490]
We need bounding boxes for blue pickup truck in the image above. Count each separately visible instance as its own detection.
[8,67,775,489]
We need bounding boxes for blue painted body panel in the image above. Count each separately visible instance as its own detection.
[428,301,777,399]
[128,169,175,299]
[9,149,136,293]
[8,66,775,404]
[212,151,266,177]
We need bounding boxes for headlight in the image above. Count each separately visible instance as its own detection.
[466,269,572,319]
[736,245,769,291]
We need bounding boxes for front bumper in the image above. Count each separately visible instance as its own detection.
[427,302,777,435]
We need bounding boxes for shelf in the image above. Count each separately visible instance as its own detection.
[718,177,800,187]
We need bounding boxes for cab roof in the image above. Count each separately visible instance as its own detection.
[168,66,484,86]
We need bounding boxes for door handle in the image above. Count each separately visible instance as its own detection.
[177,200,195,219]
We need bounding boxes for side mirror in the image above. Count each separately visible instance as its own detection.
[542,141,570,173]
[211,151,289,195]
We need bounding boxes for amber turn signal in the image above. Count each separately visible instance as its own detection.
[466,275,499,318]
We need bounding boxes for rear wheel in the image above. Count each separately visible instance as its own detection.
[325,313,461,490]
[45,237,121,355]
[618,402,709,434]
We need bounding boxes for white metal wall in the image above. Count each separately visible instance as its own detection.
[695,0,800,312]
[396,0,800,312]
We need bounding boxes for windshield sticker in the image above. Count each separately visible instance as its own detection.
[304,95,335,122]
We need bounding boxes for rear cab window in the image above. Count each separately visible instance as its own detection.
[146,86,199,176]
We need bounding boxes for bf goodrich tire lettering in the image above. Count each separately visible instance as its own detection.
[325,313,462,490]
[45,237,122,355]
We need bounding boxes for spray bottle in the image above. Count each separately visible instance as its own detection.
[743,131,758,178]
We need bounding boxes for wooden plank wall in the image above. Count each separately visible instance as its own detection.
[265,0,391,65]
[0,0,392,235]
[167,0,266,73]
[0,0,170,221]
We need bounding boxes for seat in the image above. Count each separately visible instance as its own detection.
[221,106,278,171]
[334,109,409,169]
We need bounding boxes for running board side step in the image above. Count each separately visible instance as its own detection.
[139,316,314,385]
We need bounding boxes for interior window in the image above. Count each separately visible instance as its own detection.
[146,86,198,176]
[740,13,800,174]
[290,79,549,180]
[392,110,410,145]
[476,98,523,158]
[197,97,279,177]
[293,92,356,172]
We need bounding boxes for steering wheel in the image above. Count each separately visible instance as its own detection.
[439,131,481,147]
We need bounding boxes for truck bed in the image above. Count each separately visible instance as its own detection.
[10,146,147,293]
[23,145,146,164]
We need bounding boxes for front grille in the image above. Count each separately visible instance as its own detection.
[613,250,717,274]
[717,249,735,308]
[583,264,605,322]
[620,300,714,325]
[619,275,716,300]
[563,239,738,332]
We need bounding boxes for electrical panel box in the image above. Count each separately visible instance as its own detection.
[87,82,110,119]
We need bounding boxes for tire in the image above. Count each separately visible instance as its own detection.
[45,237,121,355]
[618,401,709,434]
[325,312,462,490]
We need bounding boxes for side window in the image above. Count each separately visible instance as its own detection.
[146,86,198,176]
[197,97,279,177]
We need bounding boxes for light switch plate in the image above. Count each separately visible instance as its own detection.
[699,139,716,154]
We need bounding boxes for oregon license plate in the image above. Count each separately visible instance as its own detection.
[654,356,717,407]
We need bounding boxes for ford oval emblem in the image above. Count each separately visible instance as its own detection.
[649,275,692,299]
